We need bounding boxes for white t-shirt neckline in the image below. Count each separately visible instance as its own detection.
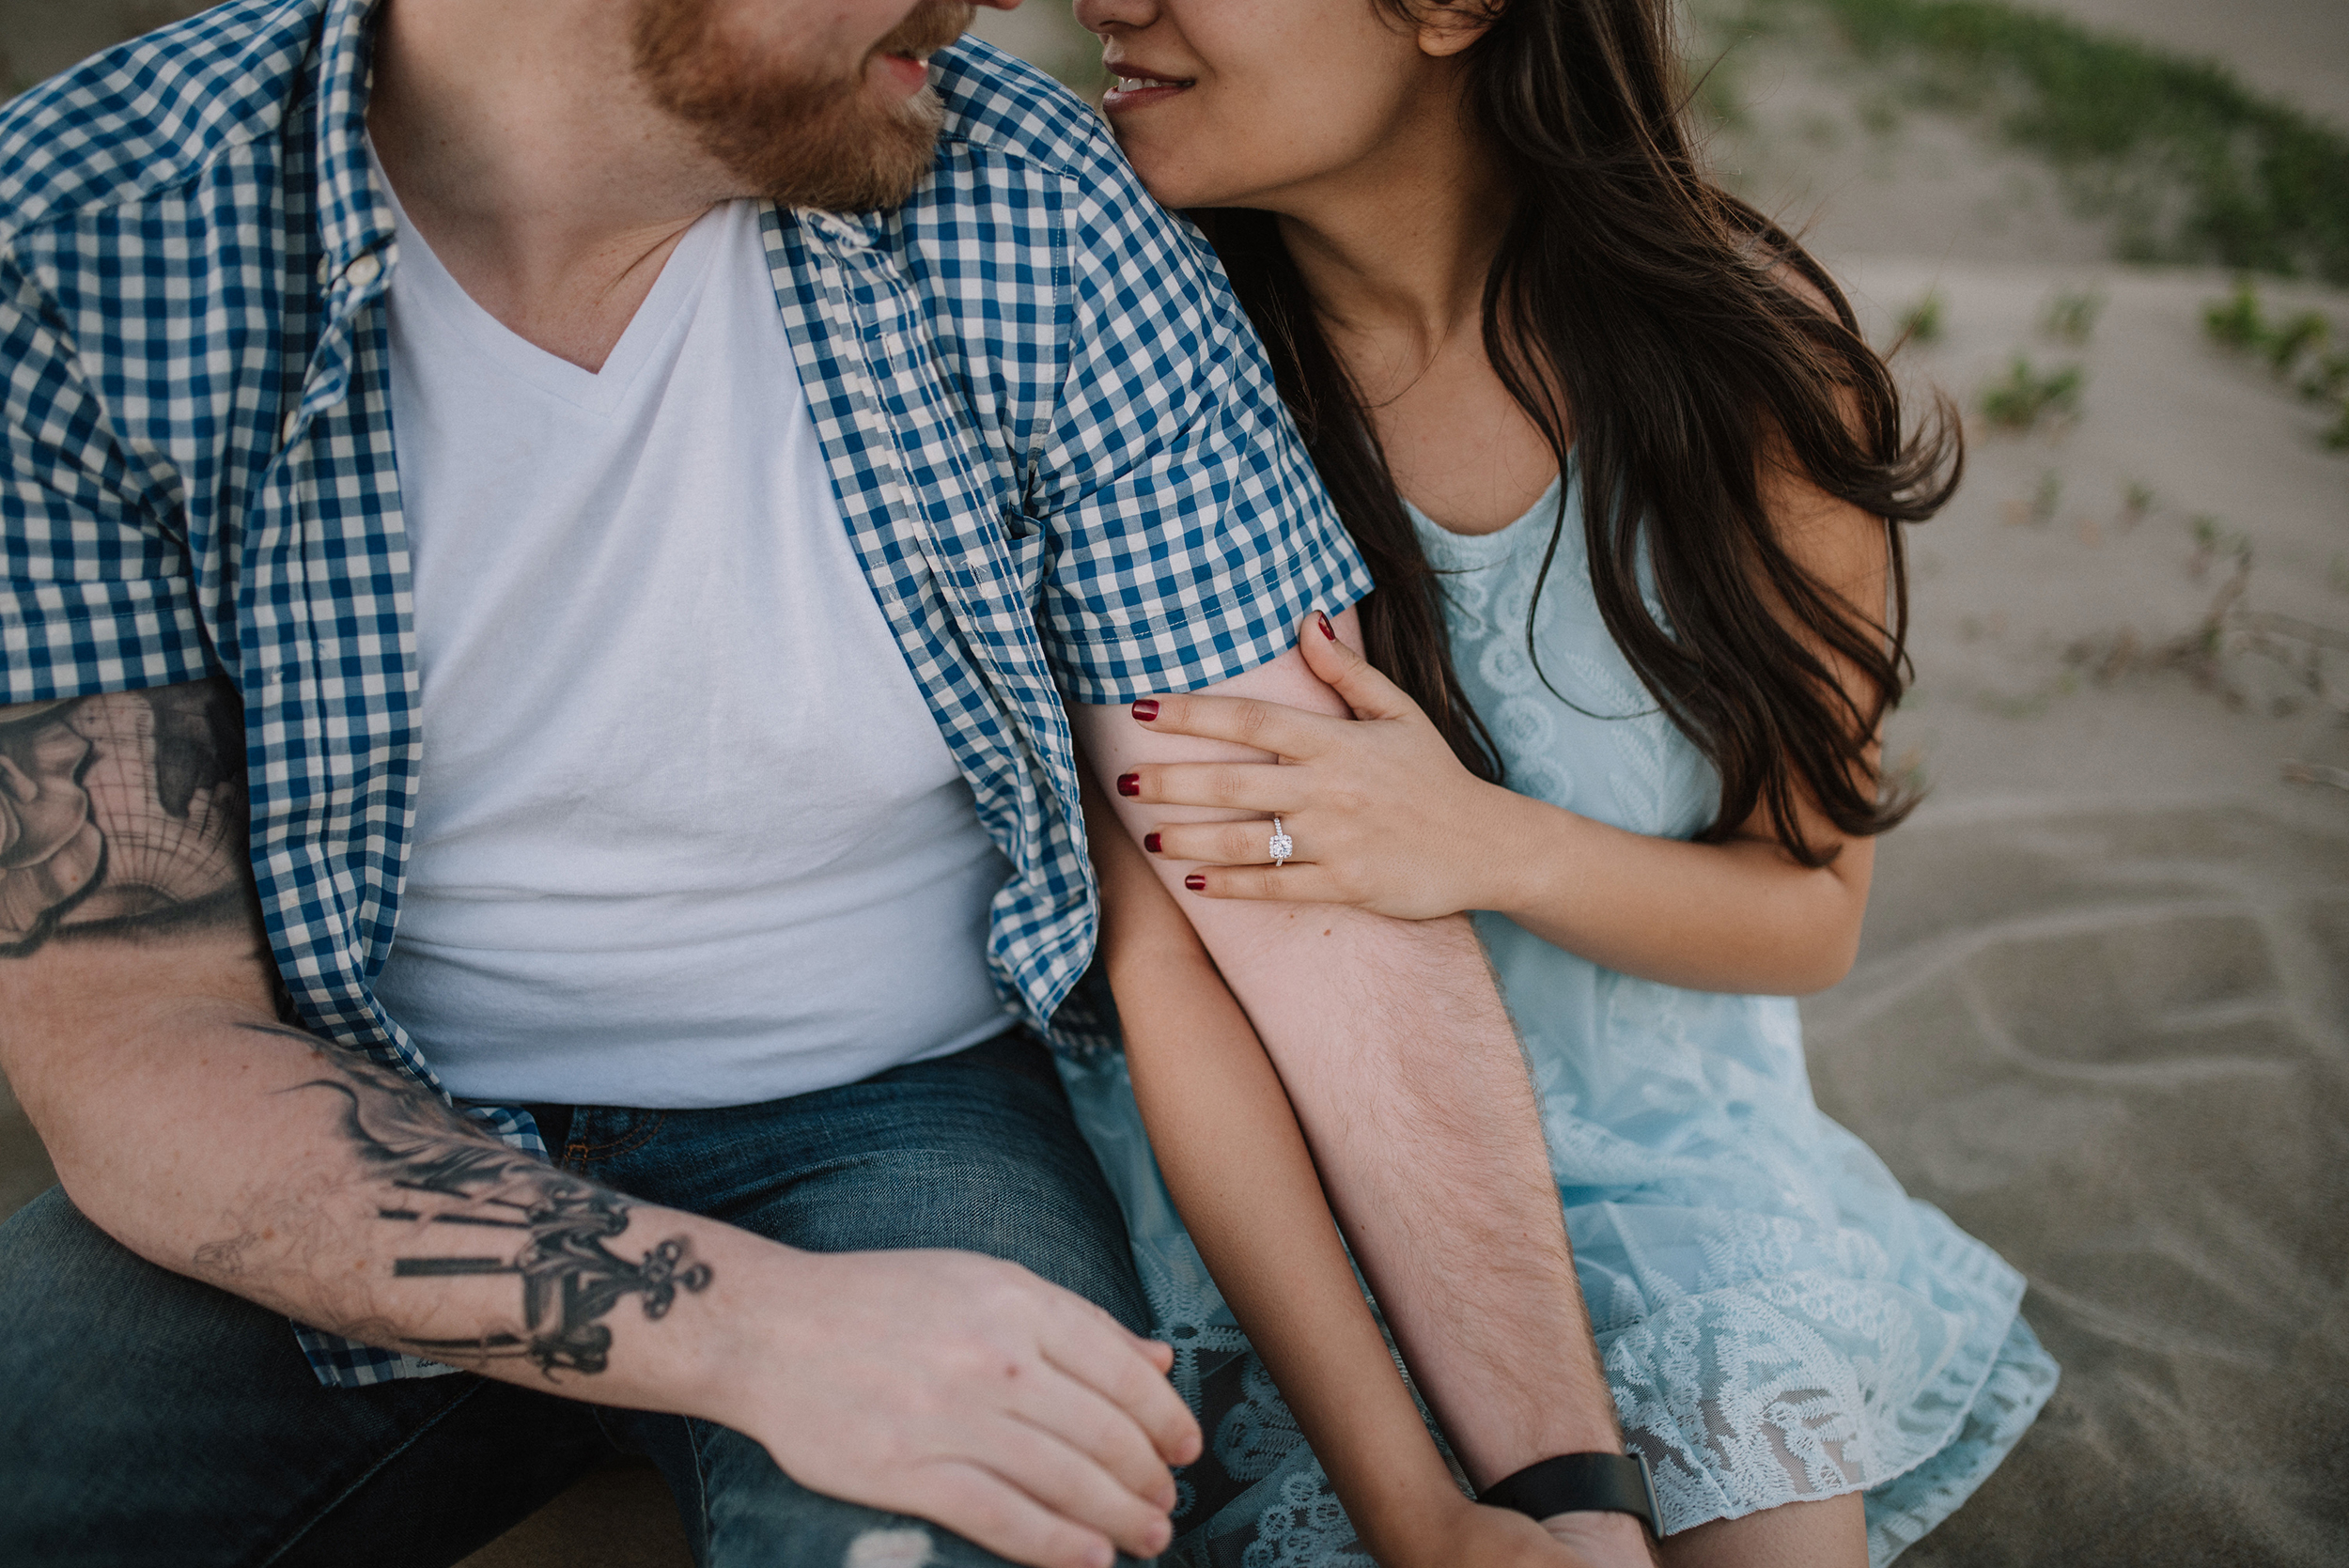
[370,148,731,416]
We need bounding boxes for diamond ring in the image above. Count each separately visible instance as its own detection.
[1269,815,1293,868]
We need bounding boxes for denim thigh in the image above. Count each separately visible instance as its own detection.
[0,1187,618,1568]
[579,1033,1148,1333]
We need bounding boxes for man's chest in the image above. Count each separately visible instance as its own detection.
[384,198,972,877]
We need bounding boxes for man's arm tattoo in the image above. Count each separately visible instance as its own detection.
[257,1027,712,1378]
[0,680,250,956]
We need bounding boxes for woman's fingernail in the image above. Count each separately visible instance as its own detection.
[1131,698,1159,722]
[1117,772,1140,797]
[1143,832,1161,853]
[1184,874,1206,891]
[1316,611,1336,641]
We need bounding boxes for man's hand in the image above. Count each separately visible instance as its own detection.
[733,1249,1201,1568]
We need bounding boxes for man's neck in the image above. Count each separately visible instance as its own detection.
[366,0,750,371]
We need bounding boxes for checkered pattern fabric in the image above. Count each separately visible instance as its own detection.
[1,0,1366,1385]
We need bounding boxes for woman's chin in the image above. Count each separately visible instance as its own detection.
[1112,147,1231,211]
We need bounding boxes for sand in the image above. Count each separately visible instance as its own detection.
[1811,800,2349,1567]
[1785,252,2349,1562]
[4,2,2346,1563]
[2016,0,2349,131]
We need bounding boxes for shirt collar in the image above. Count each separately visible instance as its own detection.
[312,0,397,309]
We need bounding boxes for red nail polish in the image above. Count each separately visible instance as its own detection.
[1184,874,1206,891]
[1143,832,1161,853]
[1117,772,1140,797]
[1316,611,1336,641]
[1131,698,1159,722]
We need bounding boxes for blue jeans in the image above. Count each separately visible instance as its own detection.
[0,1032,1151,1567]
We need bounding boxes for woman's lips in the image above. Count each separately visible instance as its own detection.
[1101,67,1194,113]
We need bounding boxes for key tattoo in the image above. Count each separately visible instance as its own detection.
[275,1034,712,1377]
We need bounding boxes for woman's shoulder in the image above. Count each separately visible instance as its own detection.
[1749,254,1892,612]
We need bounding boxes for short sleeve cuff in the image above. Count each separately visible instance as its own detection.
[0,576,215,704]
[1048,528,1374,705]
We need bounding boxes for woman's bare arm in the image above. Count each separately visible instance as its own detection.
[1081,782,1590,1568]
[1116,475,1890,998]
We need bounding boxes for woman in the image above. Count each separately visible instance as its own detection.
[1054,0,2061,1563]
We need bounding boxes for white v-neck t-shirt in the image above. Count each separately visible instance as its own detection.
[370,193,1015,1109]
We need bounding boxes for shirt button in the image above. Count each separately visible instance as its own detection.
[344,253,381,287]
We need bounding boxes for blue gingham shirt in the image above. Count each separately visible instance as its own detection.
[0,0,1369,1385]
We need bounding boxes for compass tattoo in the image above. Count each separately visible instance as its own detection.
[0,679,249,957]
[273,1032,713,1377]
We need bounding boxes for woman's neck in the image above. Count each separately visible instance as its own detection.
[1264,119,1558,536]
[1271,134,1512,394]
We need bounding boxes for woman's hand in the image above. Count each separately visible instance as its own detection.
[1383,1497,1648,1568]
[1119,613,1522,921]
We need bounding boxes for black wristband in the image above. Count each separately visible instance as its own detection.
[1478,1452,1662,1540]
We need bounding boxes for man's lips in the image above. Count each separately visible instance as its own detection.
[868,0,972,96]
[875,51,931,94]
[1101,63,1194,111]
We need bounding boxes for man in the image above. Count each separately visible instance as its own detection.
[0,2,1653,1564]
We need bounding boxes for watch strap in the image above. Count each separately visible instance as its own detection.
[1479,1452,1662,1539]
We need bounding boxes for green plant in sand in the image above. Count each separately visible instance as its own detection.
[2264,311,2330,375]
[2204,283,2332,376]
[2301,354,2349,406]
[2201,281,2349,452]
[2187,514,2253,583]
[2040,286,2105,346]
[2203,281,2266,351]
[1707,0,2349,284]
[1979,355,2083,432]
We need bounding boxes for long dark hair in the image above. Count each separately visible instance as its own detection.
[1196,0,1959,865]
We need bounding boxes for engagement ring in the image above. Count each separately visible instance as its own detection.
[1269,816,1293,867]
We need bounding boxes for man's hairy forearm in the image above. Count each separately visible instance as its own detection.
[1166,893,1624,1483]
[1075,629,1626,1490]
[1088,787,1484,1562]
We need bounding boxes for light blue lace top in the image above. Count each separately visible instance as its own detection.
[1057,466,2059,1567]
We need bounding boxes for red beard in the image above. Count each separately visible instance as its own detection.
[632,0,974,211]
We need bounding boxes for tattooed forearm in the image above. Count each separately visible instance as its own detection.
[247,1027,711,1378]
[0,679,249,956]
